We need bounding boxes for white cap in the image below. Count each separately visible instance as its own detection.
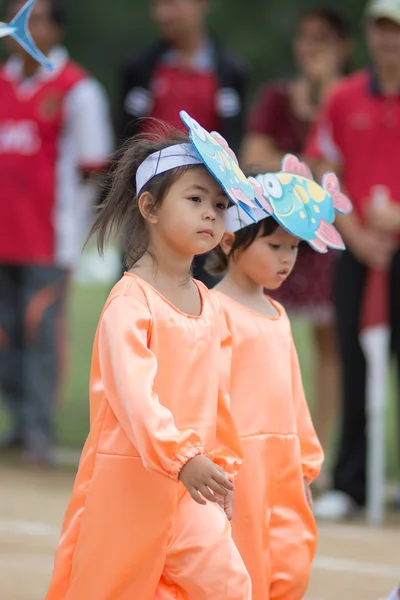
[365,0,400,24]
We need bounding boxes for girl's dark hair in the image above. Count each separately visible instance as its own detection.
[205,217,279,276]
[49,0,67,27]
[298,7,350,40]
[87,125,201,269]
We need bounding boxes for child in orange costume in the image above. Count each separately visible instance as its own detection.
[45,112,259,600]
[207,156,352,600]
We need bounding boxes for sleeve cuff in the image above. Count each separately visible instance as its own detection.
[168,445,203,480]
[303,464,322,485]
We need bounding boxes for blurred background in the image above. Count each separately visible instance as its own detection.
[1,0,389,465]
[0,0,399,599]
[0,0,368,112]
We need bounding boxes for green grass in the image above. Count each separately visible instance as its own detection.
[57,284,110,447]
[0,283,398,478]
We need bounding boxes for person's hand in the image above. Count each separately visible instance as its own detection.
[216,489,235,520]
[365,202,400,235]
[304,480,313,509]
[179,455,234,506]
[349,228,396,270]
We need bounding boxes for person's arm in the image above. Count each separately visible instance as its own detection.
[216,49,248,155]
[117,61,144,143]
[210,309,243,520]
[63,79,113,252]
[67,78,114,179]
[211,310,242,482]
[241,84,287,173]
[365,202,400,234]
[305,95,396,269]
[98,296,204,479]
[290,336,324,485]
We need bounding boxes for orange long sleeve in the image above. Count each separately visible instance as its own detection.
[214,290,321,600]
[211,312,243,481]
[98,295,204,479]
[45,275,252,600]
[290,337,324,484]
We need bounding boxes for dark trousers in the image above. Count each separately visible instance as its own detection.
[0,264,67,448]
[333,249,400,506]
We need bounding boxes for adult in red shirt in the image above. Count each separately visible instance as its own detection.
[119,0,247,287]
[0,0,113,464]
[307,0,400,518]
[242,7,351,466]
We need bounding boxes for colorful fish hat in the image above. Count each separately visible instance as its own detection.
[0,0,53,70]
[247,154,352,253]
[180,111,257,219]
[136,110,259,219]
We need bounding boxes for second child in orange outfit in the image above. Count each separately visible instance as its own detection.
[207,158,351,600]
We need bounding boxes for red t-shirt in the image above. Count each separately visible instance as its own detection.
[306,69,400,217]
[0,48,112,267]
[145,59,219,134]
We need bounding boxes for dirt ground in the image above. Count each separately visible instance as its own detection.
[0,464,399,600]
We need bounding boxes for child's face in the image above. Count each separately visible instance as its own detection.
[150,0,207,44]
[232,226,300,289]
[149,167,229,258]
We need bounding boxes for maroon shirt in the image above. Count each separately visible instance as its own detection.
[248,81,310,154]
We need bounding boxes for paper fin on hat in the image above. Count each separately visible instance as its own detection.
[282,154,313,180]
[180,110,256,219]
[315,219,345,250]
[308,238,328,253]
[210,131,239,165]
[0,0,53,70]
[322,172,352,214]
[248,176,273,214]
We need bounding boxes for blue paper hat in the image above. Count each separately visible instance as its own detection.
[0,0,52,71]
[250,154,352,253]
[180,110,257,221]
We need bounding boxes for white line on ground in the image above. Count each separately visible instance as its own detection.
[314,556,400,578]
[1,518,399,581]
[0,519,59,538]
[318,524,387,542]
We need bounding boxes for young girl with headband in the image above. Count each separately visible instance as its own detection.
[45,112,259,600]
[207,154,352,600]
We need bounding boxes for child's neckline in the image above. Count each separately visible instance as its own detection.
[215,289,282,321]
[124,272,205,319]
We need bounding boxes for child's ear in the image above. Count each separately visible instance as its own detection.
[138,192,158,224]
[220,231,235,255]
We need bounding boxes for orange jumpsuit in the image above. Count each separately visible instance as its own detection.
[215,292,324,600]
[46,274,251,600]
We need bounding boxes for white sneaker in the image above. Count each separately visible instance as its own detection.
[313,490,360,520]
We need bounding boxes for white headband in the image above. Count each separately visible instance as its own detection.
[225,203,268,233]
[136,143,203,194]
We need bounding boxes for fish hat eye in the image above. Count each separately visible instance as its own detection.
[260,174,283,199]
